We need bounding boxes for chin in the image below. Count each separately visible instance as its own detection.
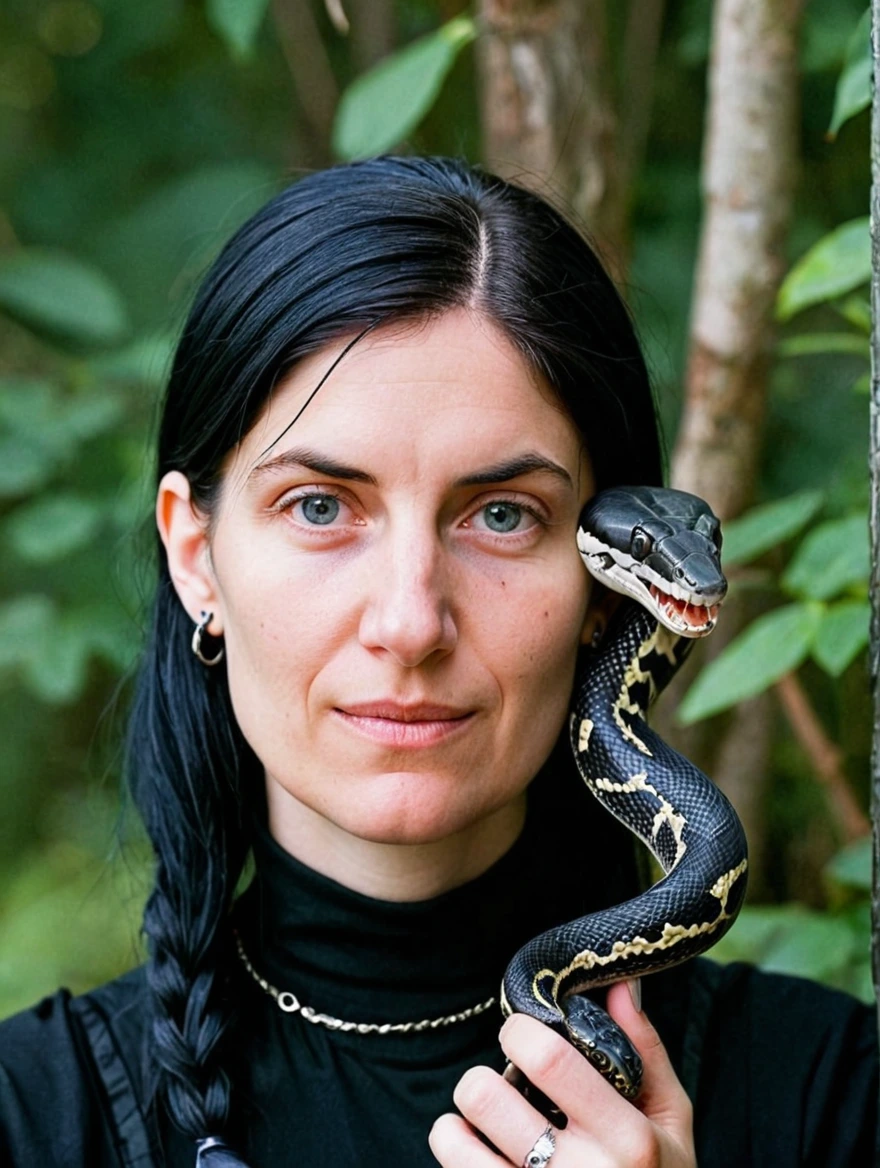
[318,770,512,846]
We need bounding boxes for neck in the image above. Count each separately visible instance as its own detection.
[264,781,527,902]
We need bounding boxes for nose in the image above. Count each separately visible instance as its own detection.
[358,526,457,667]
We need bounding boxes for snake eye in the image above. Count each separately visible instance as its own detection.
[631,528,653,560]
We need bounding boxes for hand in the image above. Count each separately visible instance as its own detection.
[429,981,695,1168]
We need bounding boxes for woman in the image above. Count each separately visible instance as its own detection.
[0,156,875,1168]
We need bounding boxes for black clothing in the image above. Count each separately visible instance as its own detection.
[1,814,877,1168]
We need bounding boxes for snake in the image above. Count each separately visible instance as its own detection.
[501,485,749,1100]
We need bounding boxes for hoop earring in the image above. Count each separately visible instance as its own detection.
[191,610,224,666]
[590,623,604,650]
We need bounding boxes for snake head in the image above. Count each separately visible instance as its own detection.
[561,992,643,1100]
[577,486,726,639]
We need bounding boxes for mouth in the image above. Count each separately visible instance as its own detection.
[332,702,475,748]
[337,701,472,721]
[648,583,720,634]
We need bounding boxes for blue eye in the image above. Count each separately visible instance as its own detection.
[482,502,523,533]
[299,494,340,525]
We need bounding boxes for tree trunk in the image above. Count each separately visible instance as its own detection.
[476,0,626,279]
[672,0,802,515]
[658,0,803,877]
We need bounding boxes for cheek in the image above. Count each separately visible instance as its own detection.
[210,535,360,737]
[477,557,589,720]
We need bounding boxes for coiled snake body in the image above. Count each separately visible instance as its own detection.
[502,486,749,1099]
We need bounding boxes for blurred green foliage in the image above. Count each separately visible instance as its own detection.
[0,0,875,1019]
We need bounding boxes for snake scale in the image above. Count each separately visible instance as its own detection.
[502,485,749,1100]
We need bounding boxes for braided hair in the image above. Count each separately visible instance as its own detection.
[125,156,663,1164]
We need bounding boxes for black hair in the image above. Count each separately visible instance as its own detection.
[126,155,663,1165]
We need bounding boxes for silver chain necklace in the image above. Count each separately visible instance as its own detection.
[234,932,498,1035]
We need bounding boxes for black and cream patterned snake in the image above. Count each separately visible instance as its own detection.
[502,486,749,1099]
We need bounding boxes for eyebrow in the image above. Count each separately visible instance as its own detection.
[248,446,573,490]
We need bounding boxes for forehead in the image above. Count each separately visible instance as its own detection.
[235,309,589,486]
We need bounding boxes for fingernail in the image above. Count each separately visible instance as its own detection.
[628,978,642,1012]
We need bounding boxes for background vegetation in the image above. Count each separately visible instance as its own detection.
[0,0,874,1019]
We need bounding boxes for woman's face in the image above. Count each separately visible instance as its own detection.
[164,308,599,851]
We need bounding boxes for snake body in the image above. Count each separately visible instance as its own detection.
[502,486,749,1099]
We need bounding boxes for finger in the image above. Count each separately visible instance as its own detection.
[500,1011,691,1165]
[428,1112,508,1167]
[453,1065,596,1168]
[605,981,694,1140]
[499,1013,638,1129]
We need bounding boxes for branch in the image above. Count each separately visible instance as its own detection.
[272,0,339,162]
[346,0,396,71]
[617,0,666,209]
[774,672,870,842]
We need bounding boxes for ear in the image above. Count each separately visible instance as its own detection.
[580,582,621,648]
[156,471,224,635]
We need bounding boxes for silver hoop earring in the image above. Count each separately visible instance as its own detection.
[590,624,604,649]
[191,610,224,666]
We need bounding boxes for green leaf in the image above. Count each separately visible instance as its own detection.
[5,494,103,563]
[61,394,125,442]
[812,600,870,675]
[834,294,872,334]
[776,332,869,359]
[333,16,477,160]
[721,490,824,566]
[0,377,123,445]
[711,904,856,982]
[0,378,57,433]
[0,249,129,347]
[21,619,92,704]
[205,0,270,60]
[776,219,870,321]
[0,596,55,671]
[89,331,176,390]
[826,836,872,892]
[828,9,871,137]
[95,164,277,326]
[852,371,872,394]
[782,513,869,600]
[678,603,820,724]
[0,438,52,497]
[755,911,856,980]
[80,607,140,672]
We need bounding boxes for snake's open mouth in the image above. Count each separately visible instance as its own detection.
[648,584,720,632]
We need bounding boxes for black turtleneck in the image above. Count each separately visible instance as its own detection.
[0,787,876,1168]
[179,809,596,1168]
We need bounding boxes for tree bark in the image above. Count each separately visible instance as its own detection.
[657,0,803,879]
[672,0,803,517]
[475,0,627,280]
[868,0,880,1078]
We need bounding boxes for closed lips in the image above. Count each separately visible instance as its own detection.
[335,703,472,721]
[332,702,475,747]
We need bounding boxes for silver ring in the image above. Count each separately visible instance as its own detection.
[522,1125,556,1167]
